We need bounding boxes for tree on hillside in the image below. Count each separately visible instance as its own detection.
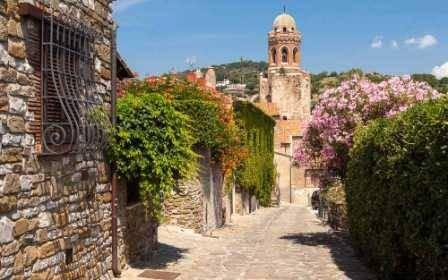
[412,74,448,94]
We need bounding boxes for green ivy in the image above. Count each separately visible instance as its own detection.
[234,101,276,206]
[346,97,448,279]
[108,89,196,220]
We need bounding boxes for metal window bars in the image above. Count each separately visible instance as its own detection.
[41,13,106,155]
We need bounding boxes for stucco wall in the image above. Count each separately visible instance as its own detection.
[275,152,291,203]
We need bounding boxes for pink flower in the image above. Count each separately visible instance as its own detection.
[294,76,441,171]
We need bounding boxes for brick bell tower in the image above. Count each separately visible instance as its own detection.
[268,12,302,69]
[259,11,311,122]
[257,11,314,205]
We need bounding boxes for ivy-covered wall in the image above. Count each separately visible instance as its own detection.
[234,101,276,206]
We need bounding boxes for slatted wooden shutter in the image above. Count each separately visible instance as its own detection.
[24,14,104,155]
[24,17,43,153]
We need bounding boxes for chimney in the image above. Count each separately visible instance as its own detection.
[195,68,203,79]
[205,67,216,90]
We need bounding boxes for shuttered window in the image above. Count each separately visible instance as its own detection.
[25,15,105,155]
[24,18,43,149]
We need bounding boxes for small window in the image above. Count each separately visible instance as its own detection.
[127,179,141,206]
[282,116,288,120]
[271,48,277,64]
[65,248,73,264]
[283,27,287,32]
[281,47,289,63]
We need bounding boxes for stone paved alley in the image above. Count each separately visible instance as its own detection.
[120,205,375,280]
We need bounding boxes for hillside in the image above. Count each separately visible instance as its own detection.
[202,60,268,95]
[182,61,448,102]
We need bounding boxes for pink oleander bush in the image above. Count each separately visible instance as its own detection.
[294,75,441,174]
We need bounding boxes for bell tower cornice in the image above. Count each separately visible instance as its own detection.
[267,12,302,69]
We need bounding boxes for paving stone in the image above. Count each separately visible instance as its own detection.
[119,205,376,280]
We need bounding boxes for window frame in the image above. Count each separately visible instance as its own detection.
[22,8,106,155]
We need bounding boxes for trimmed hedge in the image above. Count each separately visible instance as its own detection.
[234,101,276,206]
[346,98,448,279]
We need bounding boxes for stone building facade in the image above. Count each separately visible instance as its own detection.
[164,148,225,233]
[257,12,318,206]
[0,1,154,279]
[163,71,229,233]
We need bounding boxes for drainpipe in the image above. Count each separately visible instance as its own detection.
[110,23,121,277]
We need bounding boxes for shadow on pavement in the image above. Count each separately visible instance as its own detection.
[280,232,376,280]
[131,243,189,270]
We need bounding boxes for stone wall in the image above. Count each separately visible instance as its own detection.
[163,179,203,232]
[0,1,123,279]
[164,148,225,233]
[268,69,311,121]
[117,181,158,267]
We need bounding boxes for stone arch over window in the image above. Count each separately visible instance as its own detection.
[271,48,277,64]
[281,47,289,63]
[293,48,299,63]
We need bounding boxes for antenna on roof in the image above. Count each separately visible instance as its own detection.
[185,56,197,70]
[283,5,286,13]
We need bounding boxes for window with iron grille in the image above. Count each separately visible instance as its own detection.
[25,14,105,155]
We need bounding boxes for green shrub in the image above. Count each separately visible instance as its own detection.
[108,90,196,219]
[234,101,276,206]
[346,98,448,279]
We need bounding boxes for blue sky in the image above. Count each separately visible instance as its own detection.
[113,0,448,78]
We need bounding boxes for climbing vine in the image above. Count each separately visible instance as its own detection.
[143,77,247,177]
[108,78,247,218]
[108,82,196,219]
[234,101,276,206]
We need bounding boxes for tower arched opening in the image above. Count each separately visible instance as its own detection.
[281,47,289,64]
[293,48,299,63]
[271,48,277,64]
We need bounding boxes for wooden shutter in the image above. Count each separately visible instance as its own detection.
[24,17,43,153]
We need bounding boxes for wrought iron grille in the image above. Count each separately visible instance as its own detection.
[41,14,106,155]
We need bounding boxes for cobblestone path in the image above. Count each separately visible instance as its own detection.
[120,205,375,280]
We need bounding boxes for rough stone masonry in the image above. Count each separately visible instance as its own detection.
[0,1,156,279]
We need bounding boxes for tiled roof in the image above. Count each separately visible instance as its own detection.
[254,102,280,116]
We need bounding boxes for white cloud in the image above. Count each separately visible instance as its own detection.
[113,0,148,13]
[432,62,448,79]
[371,36,383,49]
[391,40,399,49]
[404,34,438,49]
[405,38,417,45]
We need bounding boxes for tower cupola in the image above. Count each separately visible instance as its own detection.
[268,12,302,68]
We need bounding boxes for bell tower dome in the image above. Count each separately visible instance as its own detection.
[268,12,302,69]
